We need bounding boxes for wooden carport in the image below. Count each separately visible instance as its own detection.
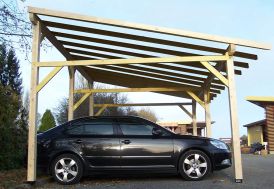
[27,6,270,183]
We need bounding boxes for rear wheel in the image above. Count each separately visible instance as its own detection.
[51,153,83,185]
[179,150,211,181]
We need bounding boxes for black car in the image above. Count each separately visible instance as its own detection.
[37,116,231,184]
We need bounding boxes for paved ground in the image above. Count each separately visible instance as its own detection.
[36,154,274,189]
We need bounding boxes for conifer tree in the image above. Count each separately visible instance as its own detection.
[38,109,56,132]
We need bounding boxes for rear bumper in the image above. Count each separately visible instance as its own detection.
[211,150,232,170]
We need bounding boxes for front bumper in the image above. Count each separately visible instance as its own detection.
[211,149,232,170]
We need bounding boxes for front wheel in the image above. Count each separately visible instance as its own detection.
[51,153,83,185]
[179,150,211,181]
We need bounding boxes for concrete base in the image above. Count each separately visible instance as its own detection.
[235,179,243,183]
[269,151,274,154]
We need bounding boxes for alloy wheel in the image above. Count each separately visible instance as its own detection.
[183,153,208,179]
[54,158,78,182]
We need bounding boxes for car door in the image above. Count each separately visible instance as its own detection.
[117,118,174,168]
[66,118,120,168]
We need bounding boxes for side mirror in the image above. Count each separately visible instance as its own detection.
[152,127,163,136]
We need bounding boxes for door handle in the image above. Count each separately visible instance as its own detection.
[121,139,131,144]
[74,139,83,144]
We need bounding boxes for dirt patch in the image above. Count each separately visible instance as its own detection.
[0,168,27,189]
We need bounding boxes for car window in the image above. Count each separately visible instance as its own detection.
[66,119,114,136]
[66,125,85,135]
[119,122,154,136]
[84,121,114,135]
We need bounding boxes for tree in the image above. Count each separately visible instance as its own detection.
[0,0,31,55]
[240,135,248,146]
[38,109,56,132]
[136,108,158,123]
[0,43,27,170]
[54,80,137,125]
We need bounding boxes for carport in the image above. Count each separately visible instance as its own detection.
[26,6,270,183]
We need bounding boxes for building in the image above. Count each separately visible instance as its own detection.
[245,97,274,154]
[157,121,210,136]
[243,119,266,146]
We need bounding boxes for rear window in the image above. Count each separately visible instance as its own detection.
[66,119,114,136]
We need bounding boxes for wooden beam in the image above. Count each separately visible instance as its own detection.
[96,65,224,91]
[104,64,224,86]
[226,47,243,182]
[44,20,258,60]
[95,105,108,116]
[89,81,94,116]
[39,21,72,60]
[82,66,217,100]
[36,67,63,92]
[200,61,229,87]
[34,55,229,67]
[94,102,192,107]
[28,6,271,49]
[68,67,75,121]
[192,100,197,136]
[187,91,205,108]
[198,44,237,98]
[178,105,192,118]
[74,87,199,94]
[204,88,212,137]
[27,17,41,182]
[55,31,250,69]
[73,92,92,111]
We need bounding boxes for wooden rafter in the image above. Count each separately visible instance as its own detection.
[54,31,249,69]
[44,20,258,60]
[96,65,224,91]
[28,6,271,49]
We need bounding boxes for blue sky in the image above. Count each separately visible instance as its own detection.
[20,0,274,138]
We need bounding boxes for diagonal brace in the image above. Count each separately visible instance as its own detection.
[178,105,192,118]
[95,104,108,116]
[36,66,63,92]
[187,91,205,108]
[73,92,92,111]
[200,61,228,87]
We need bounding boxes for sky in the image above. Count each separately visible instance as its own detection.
[18,0,274,138]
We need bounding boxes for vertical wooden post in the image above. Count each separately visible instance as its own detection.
[226,52,243,183]
[68,67,75,121]
[89,81,94,116]
[27,16,41,182]
[204,88,211,137]
[192,100,197,136]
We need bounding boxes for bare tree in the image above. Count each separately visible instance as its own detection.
[0,0,50,59]
[0,0,31,55]
[136,108,158,123]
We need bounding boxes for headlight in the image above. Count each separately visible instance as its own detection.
[210,140,228,150]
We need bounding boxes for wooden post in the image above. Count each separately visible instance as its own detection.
[68,67,75,121]
[192,100,197,136]
[204,88,212,137]
[226,52,243,183]
[27,16,41,182]
[88,81,94,116]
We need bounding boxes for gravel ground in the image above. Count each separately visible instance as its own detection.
[36,154,274,189]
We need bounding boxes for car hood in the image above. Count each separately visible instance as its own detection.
[173,134,211,141]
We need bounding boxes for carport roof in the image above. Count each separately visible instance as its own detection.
[246,96,274,108]
[28,7,270,100]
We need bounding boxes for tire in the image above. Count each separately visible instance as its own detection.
[51,153,83,185]
[179,150,211,181]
